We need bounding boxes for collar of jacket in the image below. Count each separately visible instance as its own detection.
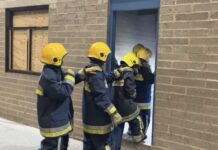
[119,66,133,72]
[44,64,61,69]
[85,62,103,75]
[90,58,104,67]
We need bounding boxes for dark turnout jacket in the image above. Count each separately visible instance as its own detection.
[82,62,116,135]
[36,65,74,138]
[134,63,155,110]
[112,66,140,122]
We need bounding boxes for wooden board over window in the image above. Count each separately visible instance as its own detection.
[13,10,48,27]
[6,6,49,74]
[12,30,28,71]
[32,30,48,72]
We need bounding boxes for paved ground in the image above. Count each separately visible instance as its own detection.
[0,118,83,150]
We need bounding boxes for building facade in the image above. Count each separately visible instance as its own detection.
[0,0,218,149]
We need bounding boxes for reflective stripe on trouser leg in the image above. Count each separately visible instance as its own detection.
[105,145,111,150]
[57,137,62,150]
[137,116,144,132]
[131,116,145,143]
[145,114,149,132]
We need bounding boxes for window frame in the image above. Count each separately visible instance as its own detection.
[5,5,49,75]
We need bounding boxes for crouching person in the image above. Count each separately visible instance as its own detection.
[112,53,145,150]
[36,43,75,150]
[82,42,122,150]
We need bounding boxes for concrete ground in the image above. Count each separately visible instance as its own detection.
[0,118,83,150]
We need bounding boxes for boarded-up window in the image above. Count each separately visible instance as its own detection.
[6,6,48,74]
[32,30,48,72]
[12,30,28,71]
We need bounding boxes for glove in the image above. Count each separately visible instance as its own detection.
[85,66,102,74]
[67,68,75,75]
[113,68,122,79]
[105,104,122,126]
[111,111,122,127]
[113,67,132,79]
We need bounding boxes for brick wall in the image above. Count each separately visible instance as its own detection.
[153,0,218,149]
[0,0,218,150]
[48,0,109,139]
[0,0,108,141]
[0,0,56,128]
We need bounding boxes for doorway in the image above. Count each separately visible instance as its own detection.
[109,0,160,146]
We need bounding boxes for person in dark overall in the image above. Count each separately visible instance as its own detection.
[79,42,123,150]
[133,44,155,138]
[112,53,145,150]
[36,43,75,150]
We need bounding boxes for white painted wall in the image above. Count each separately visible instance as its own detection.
[115,11,157,72]
[115,10,158,146]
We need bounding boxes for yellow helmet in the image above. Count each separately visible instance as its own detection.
[88,42,112,62]
[133,44,152,61]
[41,43,68,66]
[136,49,151,61]
[133,43,145,54]
[121,53,140,67]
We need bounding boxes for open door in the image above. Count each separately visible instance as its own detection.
[108,0,160,146]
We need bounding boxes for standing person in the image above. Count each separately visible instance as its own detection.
[112,53,145,150]
[133,44,155,138]
[36,43,75,150]
[82,42,122,150]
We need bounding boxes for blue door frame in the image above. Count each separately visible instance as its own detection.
[107,0,160,145]
[108,0,160,71]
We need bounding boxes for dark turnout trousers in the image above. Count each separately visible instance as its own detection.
[39,134,69,150]
[83,132,113,150]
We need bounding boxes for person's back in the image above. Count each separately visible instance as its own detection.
[82,62,113,133]
[113,66,139,121]
[133,44,155,136]
[135,62,154,108]
[81,42,123,150]
[36,43,75,150]
[112,53,145,150]
[37,65,74,131]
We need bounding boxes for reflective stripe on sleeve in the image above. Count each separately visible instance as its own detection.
[64,75,75,87]
[105,104,117,115]
[36,85,44,96]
